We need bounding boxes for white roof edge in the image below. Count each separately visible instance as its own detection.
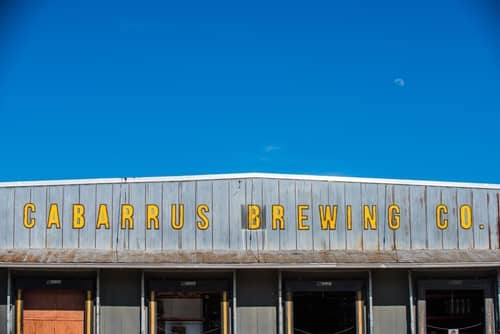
[0,172,500,189]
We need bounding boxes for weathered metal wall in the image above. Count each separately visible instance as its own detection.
[0,177,498,254]
[100,269,141,334]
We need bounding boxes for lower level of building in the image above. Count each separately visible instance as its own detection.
[0,267,499,334]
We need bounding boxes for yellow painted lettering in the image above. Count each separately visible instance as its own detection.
[297,205,310,230]
[146,204,160,230]
[363,205,377,230]
[319,205,337,230]
[73,204,85,229]
[47,203,61,229]
[96,204,110,229]
[247,204,261,230]
[272,205,285,230]
[196,204,210,230]
[23,203,36,229]
[436,204,448,230]
[120,204,134,229]
[171,204,184,230]
[346,205,352,230]
[388,204,400,230]
[460,204,473,229]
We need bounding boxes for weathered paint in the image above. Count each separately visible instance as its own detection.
[0,175,498,265]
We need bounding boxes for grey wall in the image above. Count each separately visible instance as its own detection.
[100,269,141,334]
[0,269,6,334]
[0,177,497,255]
[372,270,409,334]
[236,270,277,334]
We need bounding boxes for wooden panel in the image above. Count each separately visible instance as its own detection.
[46,186,63,248]
[79,184,96,249]
[212,180,230,250]
[128,183,145,250]
[95,184,113,249]
[441,187,458,249]
[62,185,79,249]
[361,183,379,251]
[279,180,296,250]
[296,181,313,250]
[472,189,490,249]
[30,187,47,248]
[262,179,280,250]
[195,181,213,250]
[394,186,411,250]
[312,181,329,250]
[426,187,442,249]
[179,181,196,250]
[410,186,426,249]
[0,187,14,248]
[229,179,245,250]
[459,188,475,249]
[329,182,346,250]
[162,182,179,250]
[145,183,162,250]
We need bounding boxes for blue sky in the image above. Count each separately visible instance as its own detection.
[1,0,499,183]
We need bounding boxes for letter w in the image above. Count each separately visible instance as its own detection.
[319,205,338,230]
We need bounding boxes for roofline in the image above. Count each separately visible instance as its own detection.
[0,172,500,189]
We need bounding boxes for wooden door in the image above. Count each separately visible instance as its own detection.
[23,289,85,334]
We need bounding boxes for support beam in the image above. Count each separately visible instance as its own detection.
[15,289,22,334]
[278,271,283,334]
[356,290,364,334]
[285,292,293,334]
[485,297,495,334]
[221,291,229,334]
[85,290,92,334]
[149,290,156,334]
[417,299,426,334]
[408,270,415,334]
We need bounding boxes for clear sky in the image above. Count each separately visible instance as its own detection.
[1,0,499,183]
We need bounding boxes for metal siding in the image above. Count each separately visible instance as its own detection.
[459,188,475,249]
[195,181,213,250]
[112,184,127,250]
[394,186,411,250]
[426,187,442,249]
[409,186,426,249]
[345,182,362,250]
[383,185,396,250]
[296,181,313,250]
[0,188,14,248]
[487,191,499,249]
[329,182,346,250]
[128,183,145,250]
[46,186,63,248]
[279,180,296,250]
[62,185,79,249]
[95,184,113,249]
[229,179,245,250]
[262,179,280,251]
[79,184,96,249]
[162,182,179,250]
[312,181,329,250]
[30,187,46,249]
[441,187,458,249]
[362,183,380,251]
[180,181,196,250]
[212,180,230,250]
[144,183,162,250]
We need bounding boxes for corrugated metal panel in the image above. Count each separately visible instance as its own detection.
[0,177,499,264]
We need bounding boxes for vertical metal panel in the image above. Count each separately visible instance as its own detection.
[179,181,196,250]
[195,181,213,250]
[212,180,230,250]
[361,184,380,251]
[128,183,145,250]
[487,191,499,249]
[229,179,245,250]
[474,189,490,249]
[46,186,63,248]
[30,187,46,248]
[112,184,128,250]
[95,184,113,249]
[383,185,396,250]
[262,179,280,251]
[279,180,296,250]
[410,186,426,249]
[345,182,363,250]
[394,186,411,250]
[62,185,79,248]
[426,187,442,249]
[375,184,386,251]
[249,179,264,251]
[296,181,313,250]
[0,188,14,248]
[311,181,329,250]
[79,184,97,249]
[440,187,458,249]
[459,188,475,249]
[329,182,346,250]
[162,182,179,250]
[145,183,162,250]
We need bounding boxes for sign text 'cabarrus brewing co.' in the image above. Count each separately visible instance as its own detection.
[21,202,474,232]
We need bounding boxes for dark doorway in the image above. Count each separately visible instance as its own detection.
[293,291,356,334]
[426,290,484,334]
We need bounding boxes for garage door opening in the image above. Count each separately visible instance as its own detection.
[426,290,484,334]
[293,291,356,334]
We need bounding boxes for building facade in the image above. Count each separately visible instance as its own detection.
[0,173,499,334]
